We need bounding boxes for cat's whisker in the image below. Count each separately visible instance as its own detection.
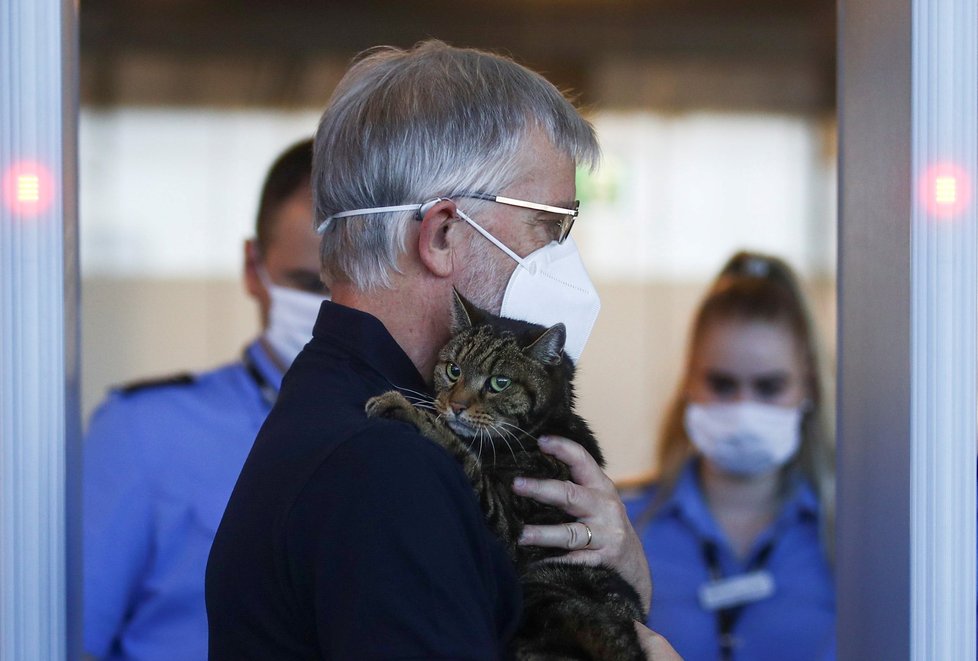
[497,421,532,453]
[395,393,444,415]
[470,428,482,463]
[400,393,437,406]
[490,423,522,462]
[496,425,528,455]
[500,435,519,463]
[480,427,496,466]
[387,382,436,404]
[498,420,534,437]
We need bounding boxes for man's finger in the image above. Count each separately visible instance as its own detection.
[519,522,598,550]
[536,435,614,490]
[634,621,684,661]
[512,475,596,518]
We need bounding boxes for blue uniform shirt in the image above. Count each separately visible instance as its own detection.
[83,340,282,661]
[205,301,522,660]
[624,460,835,661]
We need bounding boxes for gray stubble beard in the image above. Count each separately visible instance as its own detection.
[453,233,512,316]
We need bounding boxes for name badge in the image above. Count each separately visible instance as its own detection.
[699,570,775,611]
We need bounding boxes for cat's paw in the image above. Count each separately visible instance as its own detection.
[365,391,417,421]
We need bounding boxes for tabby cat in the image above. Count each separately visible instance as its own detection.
[365,292,645,660]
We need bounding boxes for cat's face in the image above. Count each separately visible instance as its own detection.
[432,326,559,441]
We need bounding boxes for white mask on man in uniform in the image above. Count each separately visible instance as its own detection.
[257,266,330,366]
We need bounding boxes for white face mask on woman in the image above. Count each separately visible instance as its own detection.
[684,401,803,476]
[258,267,329,367]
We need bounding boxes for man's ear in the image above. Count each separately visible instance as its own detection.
[243,239,264,300]
[417,198,461,278]
[243,238,272,326]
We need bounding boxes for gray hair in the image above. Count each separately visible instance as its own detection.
[313,40,600,290]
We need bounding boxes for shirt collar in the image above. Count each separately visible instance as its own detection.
[244,339,285,401]
[661,459,821,544]
[777,471,820,522]
[665,460,727,544]
[310,300,430,396]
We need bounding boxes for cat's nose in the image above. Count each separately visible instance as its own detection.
[450,401,467,415]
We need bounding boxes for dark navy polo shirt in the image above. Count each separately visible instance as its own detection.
[206,301,522,660]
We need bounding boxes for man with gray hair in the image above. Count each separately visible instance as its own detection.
[206,41,677,660]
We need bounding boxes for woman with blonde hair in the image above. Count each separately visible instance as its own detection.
[625,251,835,661]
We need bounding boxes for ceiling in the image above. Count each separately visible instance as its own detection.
[80,0,836,112]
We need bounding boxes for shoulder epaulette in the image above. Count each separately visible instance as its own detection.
[118,372,196,395]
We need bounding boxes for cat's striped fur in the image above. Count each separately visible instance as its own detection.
[366,292,645,660]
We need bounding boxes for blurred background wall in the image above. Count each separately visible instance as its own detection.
[79,0,836,481]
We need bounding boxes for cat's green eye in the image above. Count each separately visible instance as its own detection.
[488,376,511,393]
[445,362,461,382]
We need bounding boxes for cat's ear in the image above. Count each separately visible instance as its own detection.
[525,323,566,365]
[451,288,476,331]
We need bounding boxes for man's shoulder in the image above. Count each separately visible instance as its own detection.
[335,418,465,472]
[98,360,248,410]
[289,419,501,562]
[292,418,479,519]
[85,359,257,450]
[116,371,197,396]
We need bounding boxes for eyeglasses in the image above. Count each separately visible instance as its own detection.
[458,192,580,244]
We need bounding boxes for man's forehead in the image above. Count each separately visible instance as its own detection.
[505,138,576,198]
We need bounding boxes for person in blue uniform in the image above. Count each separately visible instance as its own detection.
[83,138,328,661]
[205,41,679,660]
[624,251,836,661]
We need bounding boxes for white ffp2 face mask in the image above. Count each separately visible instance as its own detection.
[314,199,601,361]
[684,401,803,476]
[258,268,329,367]
[455,209,600,362]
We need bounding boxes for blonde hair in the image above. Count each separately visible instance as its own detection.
[649,251,835,562]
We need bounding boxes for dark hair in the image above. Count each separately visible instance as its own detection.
[255,138,314,252]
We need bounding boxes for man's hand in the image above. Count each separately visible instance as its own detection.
[511,435,653,609]
[634,622,683,660]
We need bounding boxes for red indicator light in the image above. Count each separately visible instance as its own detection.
[3,161,55,216]
[934,176,957,205]
[919,163,971,218]
[17,174,40,202]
